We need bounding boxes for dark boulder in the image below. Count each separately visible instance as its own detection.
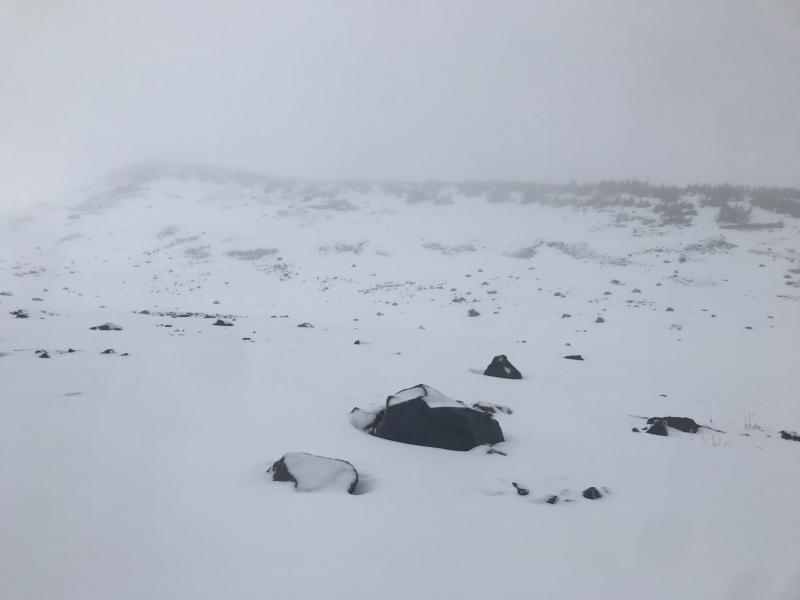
[780,430,800,442]
[645,419,669,436]
[37,350,50,359]
[483,355,522,379]
[297,322,314,328]
[100,349,116,355]
[647,416,700,433]
[582,486,603,500]
[352,384,504,452]
[213,319,233,326]
[564,354,584,361]
[11,309,29,319]
[268,452,359,494]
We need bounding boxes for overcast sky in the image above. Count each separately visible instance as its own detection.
[1,0,799,210]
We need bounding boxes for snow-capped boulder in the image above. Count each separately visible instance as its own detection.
[645,419,668,436]
[352,384,504,451]
[268,452,359,494]
[483,355,522,379]
[90,322,122,331]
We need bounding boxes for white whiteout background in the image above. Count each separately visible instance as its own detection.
[1,167,799,599]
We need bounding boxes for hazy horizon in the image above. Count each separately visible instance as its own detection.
[2,0,800,212]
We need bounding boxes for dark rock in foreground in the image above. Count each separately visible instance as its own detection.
[483,355,522,379]
[780,430,800,442]
[268,452,359,494]
[512,482,529,496]
[351,384,504,451]
[563,354,584,361]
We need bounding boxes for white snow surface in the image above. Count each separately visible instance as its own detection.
[1,171,800,599]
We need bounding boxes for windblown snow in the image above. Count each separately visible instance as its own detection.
[1,164,799,600]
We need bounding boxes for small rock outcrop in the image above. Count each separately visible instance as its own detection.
[563,354,584,361]
[483,355,522,379]
[647,416,700,434]
[268,453,359,494]
[780,430,800,442]
[213,319,233,326]
[90,323,123,331]
[582,487,603,500]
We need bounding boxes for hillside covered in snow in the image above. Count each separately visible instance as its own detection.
[2,163,799,600]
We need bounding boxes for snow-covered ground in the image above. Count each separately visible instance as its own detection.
[2,166,799,599]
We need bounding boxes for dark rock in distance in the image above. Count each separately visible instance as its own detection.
[546,495,559,505]
[37,350,50,359]
[582,487,603,500]
[780,430,800,442]
[645,419,669,436]
[512,482,529,496]
[647,416,700,433]
[483,355,522,380]
[564,354,584,361]
[90,322,123,331]
[297,322,314,328]
[100,349,116,354]
[213,319,233,326]
[467,309,480,317]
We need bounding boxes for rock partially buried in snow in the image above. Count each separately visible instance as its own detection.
[90,322,123,331]
[483,355,522,379]
[563,354,584,361]
[780,430,800,442]
[268,452,359,494]
[646,416,700,434]
[645,419,669,436]
[582,487,603,500]
[213,319,233,327]
[351,384,504,451]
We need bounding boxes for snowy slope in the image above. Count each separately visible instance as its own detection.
[1,165,799,600]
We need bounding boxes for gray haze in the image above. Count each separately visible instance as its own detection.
[1,0,800,212]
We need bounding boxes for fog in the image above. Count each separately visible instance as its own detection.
[1,0,800,212]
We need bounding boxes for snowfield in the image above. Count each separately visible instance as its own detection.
[1,165,799,600]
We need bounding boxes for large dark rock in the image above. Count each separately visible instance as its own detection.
[213,319,233,326]
[483,355,522,380]
[268,452,359,494]
[647,416,700,433]
[564,354,584,361]
[780,430,800,442]
[352,384,504,452]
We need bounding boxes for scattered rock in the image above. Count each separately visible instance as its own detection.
[780,430,800,442]
[546,495,559,505]
[483,355,522,380]
[595,316,605,323]
[467,309,480,317]
[351,384,504,451]
[213,319,233,326]
[563,354,584,361]
[582,487,603,500]
[90,322,123,331]
[646,416,700,433]
[353,340,361,345]
[100,349,116,354]
[297,322,314,328]
[665,307,675,312]
[268,452,359,494]
[10,309,29,319]
[37,350,50,359]
[645,419,669,436]
[512,482,529,496]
